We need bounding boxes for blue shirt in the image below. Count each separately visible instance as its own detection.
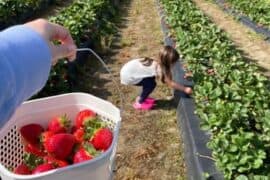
[0,25,51,129]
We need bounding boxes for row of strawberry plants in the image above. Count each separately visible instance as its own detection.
[34,0,117,98]
[49,0,116,45]
[160,0,270,179]
[218,0,270,29]
[0,0,60,29]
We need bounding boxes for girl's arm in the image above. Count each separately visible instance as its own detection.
[0,25,52,129]
[165,78,193,94]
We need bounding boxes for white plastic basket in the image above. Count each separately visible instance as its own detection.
[0,92,121,180]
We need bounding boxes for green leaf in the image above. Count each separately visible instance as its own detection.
[253,159,263,169]
[235,175,248,180]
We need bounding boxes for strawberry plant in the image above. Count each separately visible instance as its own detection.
[160,0,270,179]
[49,0,117,45]
[0,0,60,29]
[34,0,117,98]
[0,0,42,24]
[221,0,270,28]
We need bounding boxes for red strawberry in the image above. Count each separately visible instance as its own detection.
[73,143,98,164]
[20,124,44,145]
[44,155,68,168]
[75,109,96,128]
[40,131,54,146]
[25,143,46,157]
[70,126,77,134]
[73,128,85,143]
[13,163,31,175]
[44,133,76,160]
[48,115,70,134]
[90,128,113,151]
[32,163,54,174]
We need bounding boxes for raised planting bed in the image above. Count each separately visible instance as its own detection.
[158,0,270,179]
[214,0,270,42]
[157,2,222,179]
[220,0,270,29]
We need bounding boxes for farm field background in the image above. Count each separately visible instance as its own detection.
[0,0,270,179]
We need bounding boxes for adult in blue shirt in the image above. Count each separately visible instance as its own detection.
[0,19,77,129]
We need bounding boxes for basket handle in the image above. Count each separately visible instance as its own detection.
[76,48,124,113]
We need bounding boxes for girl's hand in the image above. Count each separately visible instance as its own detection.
[184,87,193,95]
[25,19,77,65]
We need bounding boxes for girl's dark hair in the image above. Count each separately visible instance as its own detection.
[158,45,179,83]
[140,57,154,66]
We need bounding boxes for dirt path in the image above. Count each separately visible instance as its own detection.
[192,0,270,77]
[82,0,186,179]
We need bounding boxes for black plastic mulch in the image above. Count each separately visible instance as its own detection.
[214,0,270,42]
[156,1,224,179]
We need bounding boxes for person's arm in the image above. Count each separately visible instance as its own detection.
[165,78,193,94]
[0,25,51,128]
[0,19,76,129]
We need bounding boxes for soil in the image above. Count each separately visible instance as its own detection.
[192,0,270,77]
[76,0,187,180]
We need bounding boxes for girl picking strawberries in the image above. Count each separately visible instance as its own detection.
[120,45,192,110]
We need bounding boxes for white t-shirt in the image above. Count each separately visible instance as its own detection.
[120,58,160,85]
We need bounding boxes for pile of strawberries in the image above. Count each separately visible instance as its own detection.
[13,109,113,175]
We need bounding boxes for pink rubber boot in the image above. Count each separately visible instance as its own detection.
[136,97,156,104]
[133,101,153,110]
[145,97,156,104]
